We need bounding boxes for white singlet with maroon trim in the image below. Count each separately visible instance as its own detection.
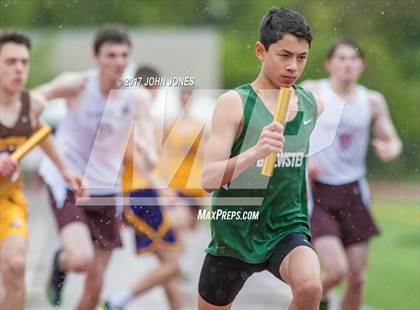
[40,71,137,205]
[309,79,372,185]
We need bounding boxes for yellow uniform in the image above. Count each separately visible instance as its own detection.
[121,114,207,253]
[122,116,207,197]
[162,118,207,198]
[0,92,32,244]
[121,131,179,254]
[121,156,149,193]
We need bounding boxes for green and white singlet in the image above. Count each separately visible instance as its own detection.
[205,83,318,263]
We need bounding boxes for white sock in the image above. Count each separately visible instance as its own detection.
[108,288,134,307]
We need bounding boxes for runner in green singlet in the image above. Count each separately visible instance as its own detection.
[197,8,324,310]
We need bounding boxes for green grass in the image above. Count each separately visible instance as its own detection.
[364,201,419,310]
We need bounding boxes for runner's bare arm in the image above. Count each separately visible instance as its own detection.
[300,80,324,116]
[131,89,156,167]
[28,92,46,128]
[309,92,324,179]
[125,131,162,189]
[314,92,324,117]
[369,90,403,162]
[300,81,324,180]
[128,89,164,188]
[201,90,285,192]
[32,72,86,109]
[30,93,85,195]
[0,154,18,178]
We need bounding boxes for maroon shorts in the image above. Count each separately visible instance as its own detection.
[48,188,122,249]
[310,180,380,247]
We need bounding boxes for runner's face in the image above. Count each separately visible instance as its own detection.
[0,43,29,94]
[326,44,364,83]
[256,33,309,88]
[94,42,130,82]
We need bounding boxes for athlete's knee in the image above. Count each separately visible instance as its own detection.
[348,271,366,291]
[159,258,181,280]
[157,251,181,277]
[326,265,348,285]
[293,278,322,304]
[65,251,94,272]
[197,294,231,310]
[1,247,26,280]
[168,259,181,276]
[60,222,95,272]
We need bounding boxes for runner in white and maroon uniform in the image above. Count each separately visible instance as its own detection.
[302,38,402,310]
[35,25,155,310]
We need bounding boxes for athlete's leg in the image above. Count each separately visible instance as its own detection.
[47,186,96,306]
[104,247,180,310]
[131,248,180,301]
[341,242,369,310]
[77,245,113,310]
[47,222,95,305]
[197,254,259,310]
[279,246,322,310]
[313,236,348,299]
[163,277,182,310]
[107,196,180,309]
[59,222,95,272]
[0,236,27,310]
[197,296,232,310]
[167,204,195,232]
[156,248,181,310]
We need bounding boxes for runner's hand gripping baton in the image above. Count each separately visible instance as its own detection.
[11,126,52,160]
[0,126,52,195]
[260,87,292,177]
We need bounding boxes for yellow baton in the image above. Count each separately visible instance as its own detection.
[0,126,52,196]
[11,126,52,160]
[260,87,292,177]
